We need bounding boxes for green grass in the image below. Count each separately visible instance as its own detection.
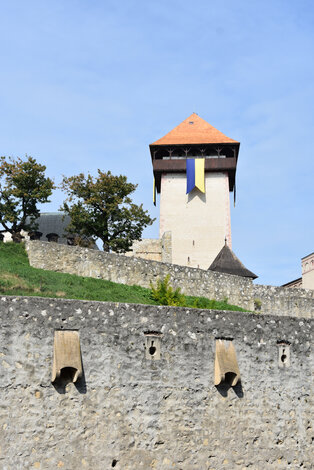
[0,242,247,311]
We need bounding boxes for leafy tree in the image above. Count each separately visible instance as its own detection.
[60,170,155,252]
[0,156,55,239]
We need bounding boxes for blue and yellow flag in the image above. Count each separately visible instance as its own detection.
[186,158,205,194]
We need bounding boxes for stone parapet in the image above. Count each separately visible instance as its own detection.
[26,241,314,317]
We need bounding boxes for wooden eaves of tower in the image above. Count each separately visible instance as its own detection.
[149,113,240,195]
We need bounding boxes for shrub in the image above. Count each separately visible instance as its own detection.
[254,298,262,312]
[150,275,186,307]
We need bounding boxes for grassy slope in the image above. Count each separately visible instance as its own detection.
[0,242,247,311]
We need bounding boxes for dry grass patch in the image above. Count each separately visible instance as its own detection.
[0,272,32,291]
[56,291,66,297]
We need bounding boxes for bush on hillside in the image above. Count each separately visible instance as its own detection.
[150,275,186,307]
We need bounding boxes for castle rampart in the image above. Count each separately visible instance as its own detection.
[0,295,312,469]
[26,240,314,318]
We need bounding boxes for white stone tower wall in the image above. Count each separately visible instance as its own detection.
[159,172,231,269]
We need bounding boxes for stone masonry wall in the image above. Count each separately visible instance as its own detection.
[26,241,254,311]
[26,241,314,318]
[125,237,163,261]
[0,296,312,469]
[252,284,314,318]
[125,231,172,263]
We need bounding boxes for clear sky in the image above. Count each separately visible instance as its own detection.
[1,0,313,286]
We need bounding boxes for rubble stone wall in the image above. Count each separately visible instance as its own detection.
[0,296,312,469]
[26,241,314,318]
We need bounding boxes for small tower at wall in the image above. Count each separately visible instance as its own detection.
[150,113,239,269]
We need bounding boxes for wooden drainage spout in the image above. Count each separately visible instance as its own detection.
[214,339,240,387]
[51,330,82,384]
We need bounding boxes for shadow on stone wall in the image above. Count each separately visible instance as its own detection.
[52,366,87,394]
[215,380,244,398]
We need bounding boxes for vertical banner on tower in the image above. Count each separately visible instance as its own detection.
[195,158,205,193]
[186,159,195,194]
[186,158,205,194]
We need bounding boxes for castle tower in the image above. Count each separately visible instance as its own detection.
[150,113,239,269]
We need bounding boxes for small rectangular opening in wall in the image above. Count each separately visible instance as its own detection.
[277,341,291,368]
[144,332,162,360]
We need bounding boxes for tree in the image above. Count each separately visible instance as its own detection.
[0,156,55,239]
[60,170,155,252]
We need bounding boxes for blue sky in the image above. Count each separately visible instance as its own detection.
[1,0,313,285]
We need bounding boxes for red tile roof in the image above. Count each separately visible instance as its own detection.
[151,113,239,146]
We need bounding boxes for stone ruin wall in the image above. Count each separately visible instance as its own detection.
[26,241,314,318]
[125,232,172,263]
[0,296,312,469]
[125,237,162,261]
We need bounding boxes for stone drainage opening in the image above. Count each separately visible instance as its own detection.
[214,338,240,387]
[112,459,118,467]
[277,341,291,368]
[59,367,78,382]
[224,372,237,385]
[51,330,83,385]
[144,332,162,361]
[149,341,157,356]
